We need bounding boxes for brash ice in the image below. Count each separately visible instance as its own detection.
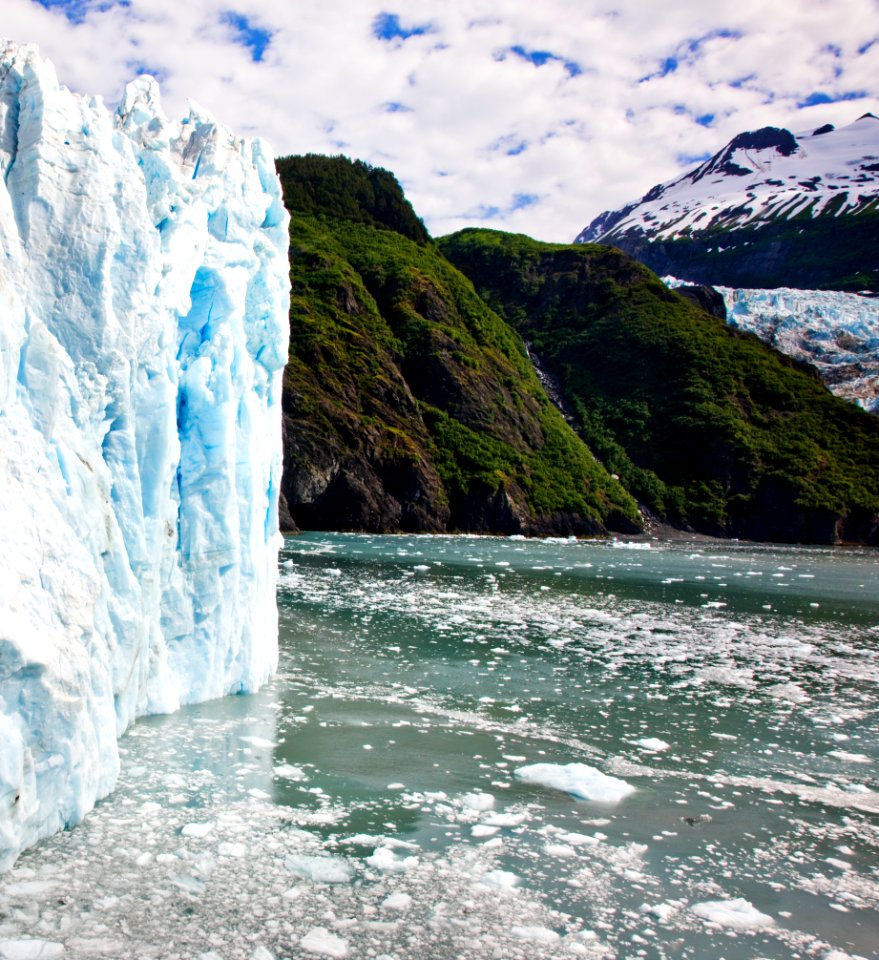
[0,41,290,870]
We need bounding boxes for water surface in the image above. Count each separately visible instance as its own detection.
[1,533,877,960]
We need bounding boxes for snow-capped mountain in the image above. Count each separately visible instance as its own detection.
[577,116,879,290]
[0,42,289,870]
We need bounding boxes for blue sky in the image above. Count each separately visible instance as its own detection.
[5,0,879,240]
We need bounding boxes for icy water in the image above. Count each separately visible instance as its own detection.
[2,534,878,960]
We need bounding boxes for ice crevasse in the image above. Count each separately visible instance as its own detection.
[0,41,290,869]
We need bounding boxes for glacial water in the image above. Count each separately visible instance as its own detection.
[1,533,877,960]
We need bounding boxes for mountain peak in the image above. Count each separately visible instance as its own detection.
[574,114,879,289]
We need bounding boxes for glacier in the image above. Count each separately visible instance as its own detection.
[719,286,879,413]
[0,41,290,870]
[665,279,879,413]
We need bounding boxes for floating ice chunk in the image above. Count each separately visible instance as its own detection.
[217,842,247,858]
[765,683,809,704]
[381,892,413,912]
[284,854,354,884]
[274,764,307,780]
[694,666,755,688]
[171,874,206,895]
[484,811,527,827]
[471,825,500,838]
[462,792,495,811]
[510,925,560,943]
[365,847,417,873]
[828,751,871,764]
[544,843,576,858]
[240,737,275,749]
[0,942,65,960]
[640,901,679,923]
[300,927,348,958]
[2,880,58,897]
[691,897,774,929]
[250,947,275,960]
[636,737,669,752]
[478,869,520,889]
[515,763,635,804]
[555,831,600,846]
[181,822,214,839]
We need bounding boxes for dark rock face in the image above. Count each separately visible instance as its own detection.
[276,155,641,538]
[604,211,879,292]
[691,127,798,182]
[675,285,727,320]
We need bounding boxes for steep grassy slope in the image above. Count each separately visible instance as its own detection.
[439,229,879,544]
[275,156,639,535]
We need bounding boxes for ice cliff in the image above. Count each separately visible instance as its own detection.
[718,287,879,414]
[0,42,290,870]
[665,279,879,413]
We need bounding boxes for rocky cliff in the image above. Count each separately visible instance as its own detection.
[275,156,640,537]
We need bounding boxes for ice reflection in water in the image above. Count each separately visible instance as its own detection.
[1,533,877,960]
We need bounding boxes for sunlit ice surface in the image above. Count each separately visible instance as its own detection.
[1,533,877,960]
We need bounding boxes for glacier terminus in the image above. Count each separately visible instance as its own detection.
[0,41,290,870]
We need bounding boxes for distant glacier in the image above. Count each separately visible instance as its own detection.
[667,279,879,413]
[0,41,289,869]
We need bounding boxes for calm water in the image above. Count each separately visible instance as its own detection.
[2,533,878,960]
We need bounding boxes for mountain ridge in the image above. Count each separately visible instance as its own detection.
[575,115,879,290]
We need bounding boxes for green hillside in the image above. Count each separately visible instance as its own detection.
[275,156,640,536]
[439,229,879,543]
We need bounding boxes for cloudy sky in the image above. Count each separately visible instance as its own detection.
[4,0,878,240]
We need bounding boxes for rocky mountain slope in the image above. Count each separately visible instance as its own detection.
[576,116,879,291]
[439,229,879,544]
[275,155,640,537]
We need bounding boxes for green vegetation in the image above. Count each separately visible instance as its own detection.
[439,228,879,542]
[276,154,429,245]
[275,156,639,535]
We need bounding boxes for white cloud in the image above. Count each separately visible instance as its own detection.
[3,0,878,240]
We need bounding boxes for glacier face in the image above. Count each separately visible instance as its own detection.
[720,287,879,413]
[0,42,290,870]
[665,278,879,413]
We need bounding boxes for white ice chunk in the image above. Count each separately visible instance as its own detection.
[0,942,65,960]
[478,869,520,889]
[284,854,354,884]
[515,763,635,804]
[461,792,495,811]
[365,847,417,873]
[510,925,561,944]
[274,764,307,781]
[381,892,413,912]
[636,738,670,752]
[691,897,775,929]
[300,928,348,958]
[181,823,214,839]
